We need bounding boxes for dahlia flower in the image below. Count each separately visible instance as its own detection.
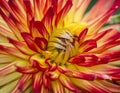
[0,0,120,93]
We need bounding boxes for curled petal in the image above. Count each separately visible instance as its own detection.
[21,32,38,52]
[46,71,59,80]
[31,60,48,71]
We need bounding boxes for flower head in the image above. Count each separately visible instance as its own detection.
[0,0,120,93]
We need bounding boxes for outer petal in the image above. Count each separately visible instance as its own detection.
[8,37,35,55]
[59,74,78,92]
[12,74,32,93]
[83,0,120,34]
[0,43,28,59]
[51,81,64,93]
[32,72,42,93]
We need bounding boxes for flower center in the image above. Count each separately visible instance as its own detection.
[47,29,79,65]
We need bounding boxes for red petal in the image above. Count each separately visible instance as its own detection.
[33,72,42,92]
[0,0,13,15]
[80,40,97,52]
[23,0,33,24]
[8,0,25,20]
[52,0,58,13]
[57,66,95,80]
[69,55,85,64]
[16,66,38,74]
[42,7,54,32]
[105,50,120,62]
[43,0,52,14]
[90,29,120,53]
[0,8,13,27]
[94,29,111,41]
[78,28,88,42]
[72,72,95,80]
[59,74,78,92]
[9,13,28,32]
[30,60,47,71]
[70,54,110,66]
[42,73,50,89]
[30,20,50,39]
[21,32,38,52]
[40,85,49,93]
[34,37,48,50]
[111,74,120,80]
